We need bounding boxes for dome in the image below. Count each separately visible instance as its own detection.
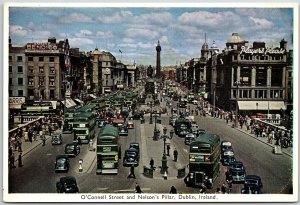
[210,41,219,50]
[227,33,245,44]
[92,47,102,55]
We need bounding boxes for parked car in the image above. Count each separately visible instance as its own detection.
[52,134,63,145]
[221,141,233,152]
[63,124,73,134]
[123,148,139,167]
[65,143,80,157]
[55,155,70,172]
[56,176,79,193]
[241,175,263,194]
[227,161,246,183]
[119,125,128,136]
[127,121,134,129]
[221,148,235,166]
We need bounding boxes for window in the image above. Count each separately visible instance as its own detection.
[9,78,12,85]
[39,67,44,73]
[28,77,34,85]
[17,56,23,61]
[233,55,237,60]
[255,90,267,98]
[18,66,23,73]
[39,57,44,62]
[270,90,283,99]
[50,67,55,74]
[9,66,12,73]
[9,56,12,61]
[28,89,34,97]
[28,56,33,61]
[49,57,55,62]
[28,66,34,74]
[288,71,292,78]
[49,77,55,86]
[50,90,55,98]
[256,67,267,86]
[9,90,12,96]
[18,78,23,85]
[18,90,23,96]
[39,77,44,85]
[233,90,236,98]
[271,68,283,86]
[240,67,251,86]
[260,55,265,60]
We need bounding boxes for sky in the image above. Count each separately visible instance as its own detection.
[9,6,294,66]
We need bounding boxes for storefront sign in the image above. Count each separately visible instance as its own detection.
[25,42,59,53]
[9,97,25,109]
[240,46,285,55]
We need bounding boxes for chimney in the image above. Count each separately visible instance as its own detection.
[280,39,287,50]
[9,36,12,48]
[48,37,56,44]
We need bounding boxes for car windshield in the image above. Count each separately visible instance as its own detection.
[231,170,244,176]
[245,179,259,186]
[57,158,67,164]
[125,152,137,157]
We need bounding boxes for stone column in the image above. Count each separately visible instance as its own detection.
[282,67,286,87]
[237,66,241,82]
[131,72,135,87]
[251,66,256,98]
[267,66,272,87]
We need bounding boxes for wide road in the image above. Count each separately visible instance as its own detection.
[9,98,292,194]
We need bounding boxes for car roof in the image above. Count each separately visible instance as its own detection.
[229,161,243,165]
[56,155,69,159]
[245,175,261,180]
[221,141,232,146]
[60,176,76,183]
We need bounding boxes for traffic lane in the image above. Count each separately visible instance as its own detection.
[9,133,88,193]
[195,116,292,193]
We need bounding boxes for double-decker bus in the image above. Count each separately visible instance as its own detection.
[96,125,121,174]
[72,112,96,143]
[21,101,56,121]
[184,133,221,188]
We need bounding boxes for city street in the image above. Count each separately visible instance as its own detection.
[8,96,292,194]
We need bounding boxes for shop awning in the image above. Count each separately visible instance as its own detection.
[238,101,286,110]
[61,99,77,108]
[75,98,84,105]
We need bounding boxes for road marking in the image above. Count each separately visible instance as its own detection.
[46,153,52,156]
[183,148,188,153]
[96,187,109,191]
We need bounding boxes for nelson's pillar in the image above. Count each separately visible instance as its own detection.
[156,40,161,77]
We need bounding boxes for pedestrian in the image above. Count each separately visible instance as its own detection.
[74,132,77,141]
[135,182,143,193]
[149,158,155,170]
[221,183,227,194]
[10,153,15,168]
[199,183,207,194]
[173,149,178,162]
[166,144,170,156]
[77,137,81,145]
[128,165,136,179]
[42,135,46,146]
[18,153,23,167]
[17,139,22,152]
[9,146,13,158]
[169,185,177,194]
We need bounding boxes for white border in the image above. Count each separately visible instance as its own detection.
[3,2,299,203]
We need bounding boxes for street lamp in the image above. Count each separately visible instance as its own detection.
[149,101,153,124]
[158,127,174,174]
[152,112,160,140]
[234,80,241,127]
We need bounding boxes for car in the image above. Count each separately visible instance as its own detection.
[221,149,235,166]
[119,125,128,136]
[56,176,79,193]
[65,143,80,157]
[185,133,196,145]
[129,112,144,120]
[229,168,246,183]
[127,121,134,129]
[98,120,106,128]
[51,134,63,145]
[221,141,233,152]
[196,129,206,136]
[169,117,177,126]
[129,142,140,154]
[192,99,198,105]
[62,124,73,134]
[229,161,245,171]
[123,148,139,167]
[55,155,70,172]
[241,175,263,194]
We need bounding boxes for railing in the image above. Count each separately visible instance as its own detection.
[253,118,287,131]
[9,116,45,137]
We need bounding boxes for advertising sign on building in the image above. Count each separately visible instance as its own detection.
[9,97,25,109]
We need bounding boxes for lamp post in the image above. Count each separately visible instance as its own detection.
[158,127,174,174]
[152,113,160,141]
[149,101,153,124]
[234,80,241,127]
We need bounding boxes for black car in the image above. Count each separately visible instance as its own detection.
[227,162,246,183]
[56,176,79,193]
[241,175,263,194]
[129,142,140,154]
[221,148,235,166]
[119,125,128,136]
[129,112,144,120]
[51,134,63,145]
[65,143,80,157]
[98,120,106,128]
[63,124,73,134]
[123,148,139,167]
[221,141,232,152]
[55,155,70,172]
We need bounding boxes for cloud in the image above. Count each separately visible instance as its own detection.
[75,29,93,37]
[134,12,173,26]
[96,31,114,39]
[68,37,94,47]
[10,25,28,37]
[59,13,92,23]
[248,17,274,30]
[123,38,135,43]
[98,11,133,24]
[125,28,159,39]
[178,11,240,28]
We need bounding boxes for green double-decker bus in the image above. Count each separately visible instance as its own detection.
[72,112,96,143]
[96,125,121,174]
[184,133,221,188]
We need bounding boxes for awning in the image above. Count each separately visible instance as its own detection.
[49,101,57,109]
[61,99,77,108]
[88,94,97,99]
[75,98,84,105]
[238,101,286,110]
[104,89,111,93]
